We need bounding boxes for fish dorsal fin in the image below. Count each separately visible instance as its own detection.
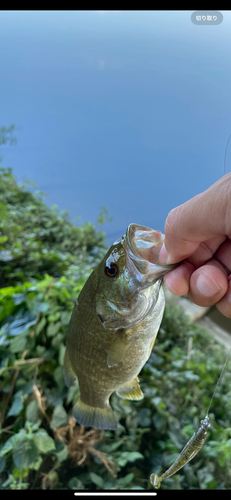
[107,332,129,368]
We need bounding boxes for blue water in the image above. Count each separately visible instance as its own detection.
[1,11,231,245]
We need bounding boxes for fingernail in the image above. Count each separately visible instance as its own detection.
[196,272,221,297]
[159,243,172,265]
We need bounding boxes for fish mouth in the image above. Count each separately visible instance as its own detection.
[126,223,164,264]
[124,223,177,282]
[122,223,178,288]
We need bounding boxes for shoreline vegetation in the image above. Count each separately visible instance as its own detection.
[0,137,231,489]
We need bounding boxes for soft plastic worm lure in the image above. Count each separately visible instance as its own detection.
[150,348,231,489]
[150,416,210,489]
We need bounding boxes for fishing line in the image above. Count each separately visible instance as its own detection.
[206,347,231,417]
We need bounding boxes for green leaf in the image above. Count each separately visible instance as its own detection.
[54,442,69,462]
[9,334,27,353]
[0,250,13,261]
[33,430,56,453]
[12,438,38,470]
[90,472,104,488]
[59,343,66,366]
[172,359,185,368]
[51,333,63,349]
[9,314,37,336]
[26,400,39,423]
[116,451,144,467]
[35,316,46,335]
[0,433,20,457]
[47,321,62,337]
[21,380,35,395]
[0,235,8,244]
[0,456,6,473]
[48,312,61,323]
[48,470,59,487]
[12,465,29,478]
[29,455,43,471]
[0,324,9,346]
[183,370,200,381]
[152,413,167,430]
[68,477,85,490]
[152,396,163,406]
[37,302,49,313]
[117,473,134,487]
[50,405,68,429]
[61,311,71,325]
[54,365,65,388]
[124,451,144,462]
[12,293,26,305]
[66,384,79,405]
[7,390,24,417]
[136,408,152,427]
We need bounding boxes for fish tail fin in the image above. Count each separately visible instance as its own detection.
[72,397,117,430]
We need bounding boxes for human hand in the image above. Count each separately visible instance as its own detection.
[158,173,231,318]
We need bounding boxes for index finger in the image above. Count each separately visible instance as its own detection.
[159,174,231,265]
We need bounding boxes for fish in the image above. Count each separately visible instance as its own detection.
[63,223,177,430]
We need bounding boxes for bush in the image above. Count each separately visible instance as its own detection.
[0,167,107,287]
[0,282,231,490]
[0,155,231,490]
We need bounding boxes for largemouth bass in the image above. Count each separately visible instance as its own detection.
[63,223,176,430]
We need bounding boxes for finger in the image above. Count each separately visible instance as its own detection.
[188,260,229,307]
[214,238,231,272]
[216,280,231,318]
[163,262,195,296]
[186,235,227,268]
[159,173,231,265]
[212,240,231,317]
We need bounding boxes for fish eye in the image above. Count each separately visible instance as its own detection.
[104,263,118,277]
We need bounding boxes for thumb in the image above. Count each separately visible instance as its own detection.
[159,174,231,265]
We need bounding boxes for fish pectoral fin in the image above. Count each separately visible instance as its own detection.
[72,397,117,430]
[107,335,129,368]
[63,348,77,387]
[116,376,144,400]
